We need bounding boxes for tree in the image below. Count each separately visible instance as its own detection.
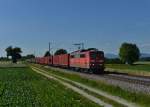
[54,49,67,55]
[5,46,22,63]
[119,43,140,65]
[44,51,51,57]
[5,46,13,59]
[26,54,35,59]
[20,54,35,61]
[105,58,123,64]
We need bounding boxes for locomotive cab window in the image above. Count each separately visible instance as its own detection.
[90,51,104,59]
[71,55,75,58]
[80,54,85,58]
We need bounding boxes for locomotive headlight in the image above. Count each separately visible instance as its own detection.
[99,60,104,63]
[91,64,95,66]
[99,64,103,66]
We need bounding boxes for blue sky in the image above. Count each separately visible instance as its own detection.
[0,0,150,56]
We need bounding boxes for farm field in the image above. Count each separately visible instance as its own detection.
[106,63,150,76]
[0,67,100,107]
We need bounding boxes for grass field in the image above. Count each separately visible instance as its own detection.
[106,63,150,76]
[0,67,99,107]
[0,61,26,68]
[33,64,150,107]
[106,64,150,72]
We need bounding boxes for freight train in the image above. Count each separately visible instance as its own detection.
[30,49,105,74]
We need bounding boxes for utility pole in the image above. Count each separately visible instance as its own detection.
[73,43,84,51]
[34,51,36,57]
[49,42,51,56]
[81,43,84,49]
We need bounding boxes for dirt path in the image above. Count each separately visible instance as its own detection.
[31,67,112,107]
[32,66,140,107]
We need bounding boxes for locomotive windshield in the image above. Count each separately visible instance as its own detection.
[90,51,104,59]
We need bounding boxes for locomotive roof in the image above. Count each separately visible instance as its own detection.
[71,49,103,54]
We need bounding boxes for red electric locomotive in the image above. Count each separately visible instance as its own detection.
[70,49,104,73]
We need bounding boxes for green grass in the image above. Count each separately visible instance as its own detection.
[106,63,150,76]
[106,64,150,71]
[0,67,100,107]
[33,64,150,107]
[0,61,26,68]
[135,61,150,65]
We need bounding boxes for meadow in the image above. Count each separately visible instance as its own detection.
[0,67,99,107]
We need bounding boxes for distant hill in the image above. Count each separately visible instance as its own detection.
[140,53,150,58]
[105,53,118,59]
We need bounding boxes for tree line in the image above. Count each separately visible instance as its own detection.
[45,43,141,65]
[4,46,68,63]
[4,42,142,65]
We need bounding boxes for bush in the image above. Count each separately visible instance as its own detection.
[105,58,123,64]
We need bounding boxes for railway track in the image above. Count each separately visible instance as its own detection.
[102,74,150,86]
[45,66,150,87]
[43,65,150,94]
